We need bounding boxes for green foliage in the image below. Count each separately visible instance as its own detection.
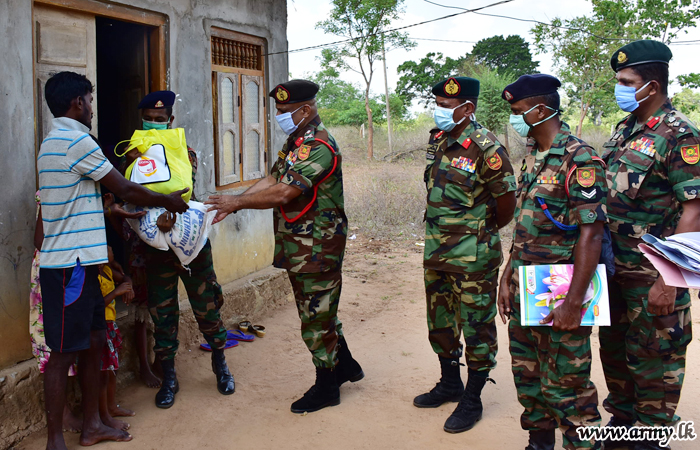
[471,35,539,77]
[460,60,516,132]
[678,73,700,89]
[673,88,700,124]
[532,0,700,136]
[396,52,463,107]
[317,0,415,157]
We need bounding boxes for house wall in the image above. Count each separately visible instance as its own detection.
[0,0,289,371]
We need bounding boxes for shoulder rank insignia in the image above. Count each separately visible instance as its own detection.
[629,137,656,157]
[461,138,472,149]
[521,160,527,171]
[486,153,502,170]
[537,175,559,184]
[298,145,312,161]
[473,132,491,149]
[681,144,700,165]
[303,129,315,143]
[646,116,662,129]
[576,167,596,188]
[450,156,476,173]
[278,150,286,160]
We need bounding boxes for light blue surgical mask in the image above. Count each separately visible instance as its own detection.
[509,104,558,137]
[142,119,169,131]
[275,106,304,135]
[433,100,472,132]
[615,81,651,112]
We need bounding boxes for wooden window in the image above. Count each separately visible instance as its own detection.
[211,28,266,188]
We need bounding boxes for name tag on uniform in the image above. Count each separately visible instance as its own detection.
[426,153,435,160]
[450,156,475,173]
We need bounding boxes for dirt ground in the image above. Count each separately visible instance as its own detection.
[17,237,700,450]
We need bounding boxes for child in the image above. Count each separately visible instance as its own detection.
[98,246,136,431]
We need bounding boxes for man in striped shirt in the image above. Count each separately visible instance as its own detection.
[38,71,188,450]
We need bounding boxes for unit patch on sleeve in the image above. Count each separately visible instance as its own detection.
[450,156,476,173]
[298,145,311,161]
[681,144,700,165]
[576,167,596,187]
[486,153,502,170]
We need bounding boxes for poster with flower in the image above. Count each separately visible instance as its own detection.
[519,264,610,326]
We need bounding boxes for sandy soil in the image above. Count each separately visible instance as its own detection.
[17,237,700,450]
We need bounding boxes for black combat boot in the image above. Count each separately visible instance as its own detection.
[525,429,556,450]
[602,416,634,449]
[211,348,235,395]
[155,358,179,409]
[443,369,491,433]
[290,367,340,414]
[335,336,364,387]
[413,356,464,408]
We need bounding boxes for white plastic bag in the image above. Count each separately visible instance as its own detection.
[124,201,216,266]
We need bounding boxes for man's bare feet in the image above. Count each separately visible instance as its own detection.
[141,365,161,388]
[109,404,136,417]
[101,414,130,431]
[62,405,82,433]
[79,423,132,446]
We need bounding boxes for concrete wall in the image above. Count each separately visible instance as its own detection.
[0,0,289,371]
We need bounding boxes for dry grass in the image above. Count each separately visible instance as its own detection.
[334,123,611,243]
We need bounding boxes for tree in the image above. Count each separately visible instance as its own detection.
[678,73,700,89]
[471,35,539,77]
[533,0,700,137]
[396,52,464,107]
[317,0,415,159]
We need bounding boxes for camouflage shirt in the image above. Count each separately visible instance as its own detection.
[604,99,700,285]
[271,116,347,273]
[511,122,607,268]
[424,121,516,274]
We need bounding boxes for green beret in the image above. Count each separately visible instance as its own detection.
[432,77,480,99]
[610,39,672,72]
[269,79,319,104]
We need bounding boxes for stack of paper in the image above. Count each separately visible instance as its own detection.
[519,264,610,326]
[639,233,700,288]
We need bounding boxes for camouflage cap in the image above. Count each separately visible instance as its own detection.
[610,40,672,72]
[432,77,480,99]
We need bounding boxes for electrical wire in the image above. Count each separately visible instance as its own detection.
[263,0,516,56]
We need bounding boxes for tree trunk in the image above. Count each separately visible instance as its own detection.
[577,101,589,138]
[364,89,374,160]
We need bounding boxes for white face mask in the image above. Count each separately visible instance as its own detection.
[275,106,304,135]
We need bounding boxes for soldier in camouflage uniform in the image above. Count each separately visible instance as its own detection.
[497,75,605,450]
[130,91,234,409]
[599,41,700,450]
[206,80,363,414]
[412,77,517,434]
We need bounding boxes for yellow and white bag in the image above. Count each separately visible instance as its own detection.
[119,128,193,202]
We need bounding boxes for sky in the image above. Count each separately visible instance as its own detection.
[286,0,700,104]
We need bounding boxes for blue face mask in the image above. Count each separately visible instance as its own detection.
[509,104,558,137]
[433,100,472,132]
[275,106,304,135]
[615,81,651,112]
[142,119,169,131]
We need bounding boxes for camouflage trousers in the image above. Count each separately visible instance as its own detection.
[509,267,601,450]
[287,270,344,369]
[144,240,227,360]
[424,269,498,372]
[599,274,692,426]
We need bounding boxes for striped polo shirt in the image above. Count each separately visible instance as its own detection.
[38,117,114,269]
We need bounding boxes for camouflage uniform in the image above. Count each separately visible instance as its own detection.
[145,148,227,360]
[424,122,515,372]
[271,116,347,369]
[600,100,699,427]
[508,122,605,449]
